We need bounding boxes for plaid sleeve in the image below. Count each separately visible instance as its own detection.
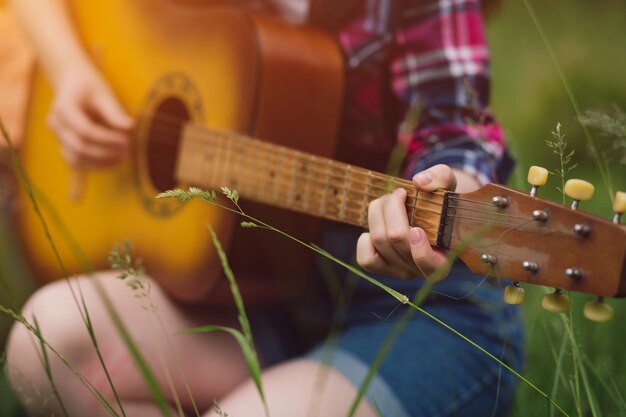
[391,0,514,184]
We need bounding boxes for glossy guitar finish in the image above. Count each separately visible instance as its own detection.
[454,184,626,298]
[17,1,343,300]
[16,1,626,304]
[176,126,626,299]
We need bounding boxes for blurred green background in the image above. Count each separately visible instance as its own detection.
[489,1,626,416]
[1,0,625,416]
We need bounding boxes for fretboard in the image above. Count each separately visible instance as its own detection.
[176,124,445,245]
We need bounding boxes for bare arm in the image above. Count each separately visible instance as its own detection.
[11,0,92,87]
[10,0,132,169]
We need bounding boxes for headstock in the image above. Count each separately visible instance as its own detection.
[449,166,626,322]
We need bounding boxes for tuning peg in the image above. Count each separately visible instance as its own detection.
[564,179,594,209]
[583,297,613,322]
[503,282,525,305]
[613,191,626,223]
[541,290,571,313]
[527,166,549,197]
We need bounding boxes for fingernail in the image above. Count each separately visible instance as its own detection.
[409,227,423,245]
[415,171,433,185]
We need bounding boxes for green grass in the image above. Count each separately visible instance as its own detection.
[486,1,626,415]
[2,0,626,415]
[489,0,626,210]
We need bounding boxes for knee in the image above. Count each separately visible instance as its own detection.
[5,280,89,397]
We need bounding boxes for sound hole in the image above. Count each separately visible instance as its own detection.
[146,97,189,192]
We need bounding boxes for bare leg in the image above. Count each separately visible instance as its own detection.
[204,359,378,417]
[6,272,250,416]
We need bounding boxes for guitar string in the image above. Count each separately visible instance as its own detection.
[156,121,505,218]
[140,112,617,295]
[182,131,459,222]
[200,141,584,237]
[144,114,422,192]
[148,117,417,191]
[179,133,580,236]
[144,117,542,218]
[180,128,545,223]
[152,126,577,238]
[202,132,568,225]
[143,111,494,207]
[152,119,435,205]
[143,113,493,210]
[140,115,582,231]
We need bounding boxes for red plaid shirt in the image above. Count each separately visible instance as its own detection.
[335,0,513,183]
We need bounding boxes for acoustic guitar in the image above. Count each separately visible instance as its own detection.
[18,1,343,301]
[17,1,626,317]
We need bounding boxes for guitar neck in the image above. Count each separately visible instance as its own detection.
[176,123,446,245]
[175,123,626,298]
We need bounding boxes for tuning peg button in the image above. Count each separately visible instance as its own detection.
[583,298,613,322]
[503,283,525,305]
[564,179,595,209]
[522,261,539,272]
[614,191,626,223]
[528,166,549,196]
[541,290,571,313]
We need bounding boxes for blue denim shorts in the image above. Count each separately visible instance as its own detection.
[250,224,525,417]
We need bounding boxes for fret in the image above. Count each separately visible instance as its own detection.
[286,148,298,207]
[253,139,265,200]
[197,131,209,180]
[359,171,372,227]
[224,130,234,188]
[226,136,236,189]
[193,131,205,184]
[320,158,330,217]
[339,165,350,221]
[235,139,246,192]
[235,139,247,195]
[261,141,271,199]
[200,127,211,185]
[324,163,340,218]
[222,135,230,189]
[182,127,202,185]
[301,153,313,213]
[407,189,418,227]
[291,153,305,211]
[327,162,344,201]
[176,123,444,242]
[202,131,213,182]
[238,140,249,193]
[213,128,224,187]
[224,132,233,189]
[313,156,325,212]
[271,146,284,204]
[252,140,263,200]
[326,162,342,216]
[270,144,282,204]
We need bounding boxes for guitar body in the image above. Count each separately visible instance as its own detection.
[18,0,343,300]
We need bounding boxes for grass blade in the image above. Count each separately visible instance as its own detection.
[1,118,173,416]
[522,0,614,200]
[200,225,268,416]
[92,280,173,417]
[160,188,568,416]
[32,316,70,417]
[0,305,121,416]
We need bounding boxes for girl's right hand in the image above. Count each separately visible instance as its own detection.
[47,66,134,170]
